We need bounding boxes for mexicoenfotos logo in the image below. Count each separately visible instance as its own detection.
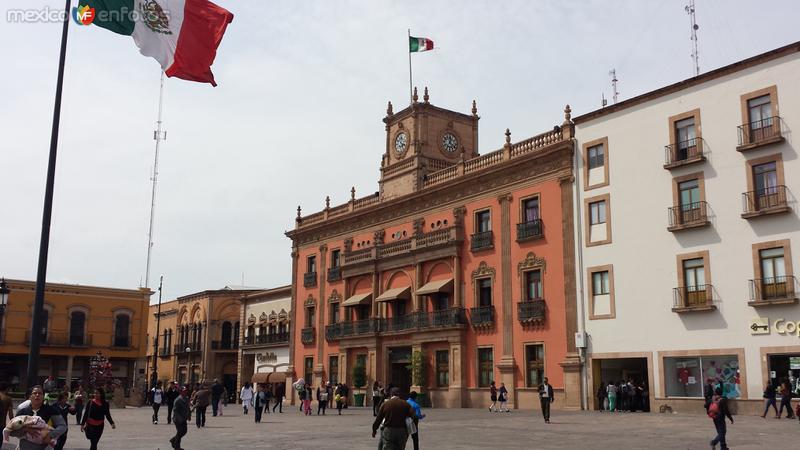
[72,5,95,25]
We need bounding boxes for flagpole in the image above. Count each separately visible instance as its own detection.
[408,28,413,104]
[26,0,72,390]
[145,71,166,289]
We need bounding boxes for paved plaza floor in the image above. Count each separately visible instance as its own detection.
[3,404,798,449]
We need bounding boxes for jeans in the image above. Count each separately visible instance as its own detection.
[273,396,283,413]
[379,426,409,450]
[53,432,67,450]
[171,421,187,449]
[211,396,219,416]
[540,398,551,421]
[779,397,794,418]
[195,405,207,427]
[318,400,327,415]
[410,430,420,450]
[710,417,728,450]
[763,398,778,416]
[254,404,263,422]
[152,403,161,422]
[74,404,84,425]
[167,401,174,424]
[373,396,382,416]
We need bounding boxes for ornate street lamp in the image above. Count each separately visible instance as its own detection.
[186,346,193,385]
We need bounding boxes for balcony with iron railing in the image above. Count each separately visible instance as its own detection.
[668,201,710,231]
[242,332,289,347]
[327,266,342,282]
[671,284,715,313]
[174,342,202,354]
[470,230,494,252]
[748,276,799,306]
[664,137,706,169]
[516,219,544,242]
[303,272,317,287]
[325,319,381,341]
[342,227,461,267]
[301,327,315,345]
[518,299,546,323]
[470,305,495,327]
[741,185,790,219]
[325,309,468,340]
[211,340,239,350]
[737,116,784,151]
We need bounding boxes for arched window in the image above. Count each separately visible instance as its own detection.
[113,314,130,347]
[69,311,86,346]
[221,321,232,348]
[233,321,240,345]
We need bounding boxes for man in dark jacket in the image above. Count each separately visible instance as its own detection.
[191,384,211,428]
[372,387,415,450]
[703,379,715,413]
[170,388,190,450]
[709,387,733,450]
[272,382,284,413]
[165,382,179,425]
[210,379,224,417]
[15,386,67,450]
[538,377,555,423]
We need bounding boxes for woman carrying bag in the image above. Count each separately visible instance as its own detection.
[80,388,116,450]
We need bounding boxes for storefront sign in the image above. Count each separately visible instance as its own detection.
[774,318,800,337]
[257,352,278,364]
[749,317,770,335]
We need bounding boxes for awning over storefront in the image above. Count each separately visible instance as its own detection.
[342,292,372,307]
[375,286,411,302]
[416,278,454,295]
[252,371,287,385]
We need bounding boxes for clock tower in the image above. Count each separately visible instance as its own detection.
[379,87,480,200]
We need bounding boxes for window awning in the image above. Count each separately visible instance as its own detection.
[252,371,287,385]
[416,278,454,295]
[342,292,372,307]
[375,286,411,302]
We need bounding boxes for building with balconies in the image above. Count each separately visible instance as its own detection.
[285,87,581,410]
[573,41,800,415]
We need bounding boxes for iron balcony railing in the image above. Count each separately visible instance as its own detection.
[470,305,495,327]
[301,327,315,345]
[243,334,255,345]
[738,116,782,146]
[24,331,92,347]
[672,284,714,309]
[664,137,705,166]
[470,230,494,251]
[668,201,709,228]
[516,219,544,241]
[325,318,382,341]
[303,272,317,287]
[211,340,239,350]
[243,333,289,346]
[749,276,797,303]
[517,299,546,322]
[325,310,468,340]
[327,266,342,282]
[174,342,202,354]
[742,185,788,215]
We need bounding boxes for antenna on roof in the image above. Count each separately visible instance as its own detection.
[601,93,607,108]
[686,0,700,76]
[609,69,619,104]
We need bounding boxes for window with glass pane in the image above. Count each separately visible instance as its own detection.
[523,197,540,223]
[307,256,316,273]
[525,270,543,300]
[592,271,609,296]
[331,250,340,268]
[525,344,545,387]
[114,314,130,347]
[753,162,778,194]
[434,293,449,311]
[664,355,740,398]
[748,95,772,127]
[682,258,706,306]
[478,278,492,307]
[331,303,340,324]
[476,210,491,232]
[221,321,232,346]
[587,144,605,169]
[304,357,313,386]
[675,118,696,149]
[678,179,701,222]
[478,348,493,387]
[436,350,450,387]
[589,201,606,225]
[395,300,407,318]
[329,355,339,384]
[306,306,315,327]
[760,247,787,299]
[69,311,86,346]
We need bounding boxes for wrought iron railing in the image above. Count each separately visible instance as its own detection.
[516,219,544,241]
[303,272,317,287]
[301,327,315,345]
[668,201,709,228]
[244,333,289,346]
[327,266,342,282]
[664,137,705,166]
[24,331,92,347]
[742,185,788,215]
[470,305,495,326]
[174,342,202,354]
[211,340,239,350]
[672,284,713,309]
[470,231,494,251]
[738,116,782,146]
[749,276,797,303]
[518,300,546,322]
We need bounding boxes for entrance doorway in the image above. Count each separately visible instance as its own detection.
[388,347,412,395]
[767,353,800,397]
[592,357,650,411]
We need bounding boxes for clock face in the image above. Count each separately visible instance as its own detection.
[394,132,408,154]
[442,132,458,153]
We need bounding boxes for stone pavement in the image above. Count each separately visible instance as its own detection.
[3,404,798,449]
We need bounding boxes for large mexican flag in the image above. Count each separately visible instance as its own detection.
[80,0,233,86]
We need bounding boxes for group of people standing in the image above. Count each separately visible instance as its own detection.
[597,379,650,413]
[238,381,286,421]
[292,380,349,416]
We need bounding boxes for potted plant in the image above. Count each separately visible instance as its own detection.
[352,361,367,406]
[407,350,430,406]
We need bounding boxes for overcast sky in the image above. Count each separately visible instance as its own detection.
[2,0,798,302]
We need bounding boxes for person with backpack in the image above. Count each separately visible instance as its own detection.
[703,379,715,413]
[708,387,733,450]
[762,381,778,418]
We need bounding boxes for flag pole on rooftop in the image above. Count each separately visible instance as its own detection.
[145,71,167,289]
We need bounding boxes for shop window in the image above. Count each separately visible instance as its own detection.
[767,354,800,396]
[329,355,339,385]
[663,355,740,398]
[436,350,449,387]
[477,347,493,388]
[525,344,545,388]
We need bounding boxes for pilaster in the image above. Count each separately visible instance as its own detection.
[317,244,328,363]
[448,341,465,408]
[498,193,514,357]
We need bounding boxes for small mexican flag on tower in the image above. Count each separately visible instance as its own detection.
[409,36,434,52]
[79,0,233,86]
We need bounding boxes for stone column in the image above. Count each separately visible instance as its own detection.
[497,193,517,408]
[367,347,377,405]
[448,341,465,408]
[453,254,462,307]
[559,173,583,410]
[317,244,328,368]
[65,355,74,387]
[286,246,299,405]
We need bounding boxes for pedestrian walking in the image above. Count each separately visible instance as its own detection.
[703,379,715,413]
[165,382,179,425]
[210,379,224,417]
[372,381,383,417]
[597,381,607,411]
[169,388,190,450]
[778,380,795,419]
[303,384,313,416]
[151,382,164,424]
[72,385,86,426]
[406,391,425,450]
[219,386,228,416]
[273,383,284,413]
[254,384,267,423]
[498,382,510,412]
[334,383,346,415]
[762,382,778,418]
[14,385,68,450]
[607,382,618,412]
[371,387,415,450]
[43,376,57,395]
[0,383,13,431]
[316,383,329,415]
[240,382,254,415]
[627,379,637,412]
[191,384,211,428]
[538,377,554,423]
[80,388,116,450]
[708,387,733,450]
[488,381,498,412]
[52,392,76,450]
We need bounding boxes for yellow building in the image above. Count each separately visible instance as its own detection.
[0,279,151,395]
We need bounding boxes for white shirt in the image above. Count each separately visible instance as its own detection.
[240,386,254,402]
[151,388,163,404]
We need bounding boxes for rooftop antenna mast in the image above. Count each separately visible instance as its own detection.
[609,69,619,104]
[686,0,700,76]
[145,72,167,289]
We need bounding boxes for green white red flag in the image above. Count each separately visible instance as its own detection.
[78,0,233,86]
[409,36,434,52]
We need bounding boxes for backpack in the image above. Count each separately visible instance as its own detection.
[707,397,721,419]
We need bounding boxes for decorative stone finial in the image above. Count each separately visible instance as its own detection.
[325,196,330,209]
[505,128,511,144]
[351,186,356,201]
[423,86,429,103]
[471,100,478,116]
[296,205,301,219]
[564,104,572,122]
[412,87,418,103]
[386,101,393,116]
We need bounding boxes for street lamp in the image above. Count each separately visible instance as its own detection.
[151,276,163,391]
[0,278,8,315]
[186,346,193,385]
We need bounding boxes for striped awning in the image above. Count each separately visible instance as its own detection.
[375,286,411,302]
[416,278,454,295]
[342,292,372,307]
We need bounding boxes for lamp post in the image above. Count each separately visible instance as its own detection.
[151,276,163,391]
[0,279,9,342]
[186,346,193,385]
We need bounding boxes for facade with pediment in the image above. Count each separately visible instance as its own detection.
[285,88,582,409]
[238,285,292,394]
